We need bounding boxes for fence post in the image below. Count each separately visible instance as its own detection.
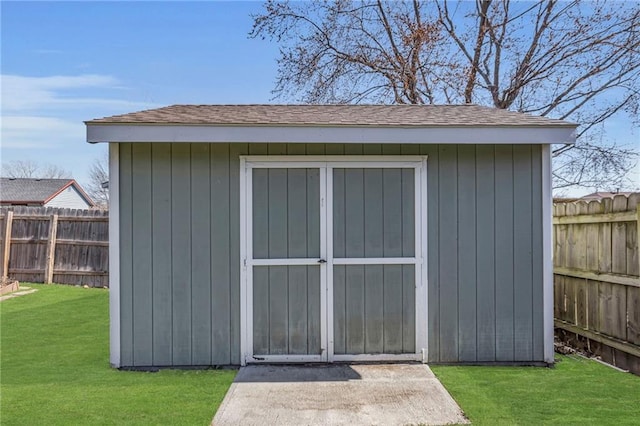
[637,204,640,274]
[44,214,59,284]
[1,211,13,279]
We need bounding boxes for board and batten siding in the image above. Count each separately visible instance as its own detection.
[117,142,544,366]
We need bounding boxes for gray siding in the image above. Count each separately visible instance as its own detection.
[118,142,545,366]
[119,143,244,366]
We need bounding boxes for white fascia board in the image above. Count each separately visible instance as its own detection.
[87,124,576,145]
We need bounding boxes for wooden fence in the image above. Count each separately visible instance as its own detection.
[553,193,640,374]
[0,207,109,287]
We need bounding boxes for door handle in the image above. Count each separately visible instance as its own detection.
[318,259,327,264]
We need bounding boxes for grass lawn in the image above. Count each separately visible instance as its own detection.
[2,284,639,425]
[0,284,236,426]
[432,356,640,425]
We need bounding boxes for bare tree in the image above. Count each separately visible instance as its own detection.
[85,151,109,208]
[1,160,71,179]
[250,0,640,191]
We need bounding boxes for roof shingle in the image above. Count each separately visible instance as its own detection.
[86,104,576,128]
[1,178,76,203]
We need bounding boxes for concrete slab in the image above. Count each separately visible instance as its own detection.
[212,364,469,426]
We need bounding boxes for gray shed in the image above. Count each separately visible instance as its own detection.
[85,104,576,368]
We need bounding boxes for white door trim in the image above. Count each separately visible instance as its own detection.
[244,155,427,167]
[417,157,429,360]
[326,167,335,362]
[239,156,249,366]
[332,257,418,265]
[247,355,326,363]
[250,258,324,266]
[240,161,328,365]
[239,155,428,366]
[319,167,328,362]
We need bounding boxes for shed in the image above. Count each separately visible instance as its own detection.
[0,178,95,209]
[85,104,576,368]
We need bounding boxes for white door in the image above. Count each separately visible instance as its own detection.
[240,156,427,365]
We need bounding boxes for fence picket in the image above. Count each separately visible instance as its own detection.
[2,211,13,279]
[554,194,640,375]
[44,214,58,284]
[0,207,108,287]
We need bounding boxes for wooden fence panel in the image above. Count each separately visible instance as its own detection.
[553,275,562,320]
[628,286,640,346]
[0,206,108,287]
[598,282,627,340]
[627,195,639,277]
[554,194,640,374]
[1,212,11,278]
[586,279,599,331]
[585,201,600,271]
[576,279,588,329]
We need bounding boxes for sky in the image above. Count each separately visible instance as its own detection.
[1,1,638,196]
[1,1,278,189]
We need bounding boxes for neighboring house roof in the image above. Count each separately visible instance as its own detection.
[86,104,576,128]
[580,191,635,200]
[0,178,95,206]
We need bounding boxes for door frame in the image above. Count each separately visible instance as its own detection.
[239,155,428,366]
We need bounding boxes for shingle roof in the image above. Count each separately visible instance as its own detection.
[87,104,576,128]
[581,191,636,200]
[0,178,80,203]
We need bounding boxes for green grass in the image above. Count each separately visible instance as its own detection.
[3,284,639,425]
[432,355,640,425]
[0,284,236,426]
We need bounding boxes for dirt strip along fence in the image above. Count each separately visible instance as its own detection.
[0,206,108,287]
[553,193,640,374]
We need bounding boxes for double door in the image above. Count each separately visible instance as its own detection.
[240,156,427,365]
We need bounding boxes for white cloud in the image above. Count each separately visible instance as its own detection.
[0,73,156,149]
[1,74,150,112]
[1,116,84,149]
[0,73,156,183]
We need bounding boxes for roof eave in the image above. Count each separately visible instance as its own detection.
[87,123,577,145]
[84,120,576,128]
